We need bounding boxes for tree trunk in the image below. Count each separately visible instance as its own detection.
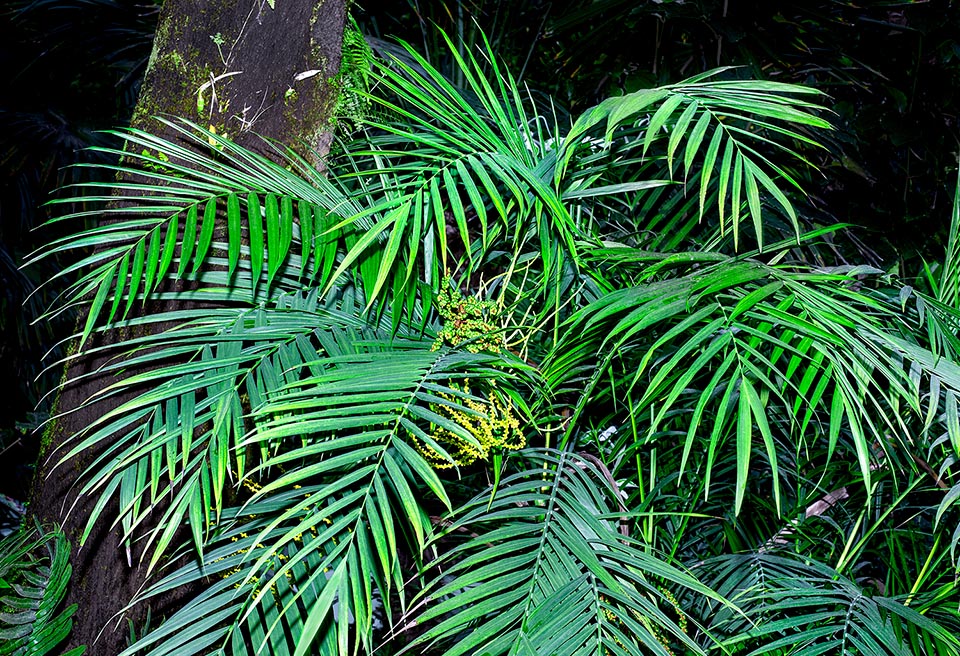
[28,1,346,653]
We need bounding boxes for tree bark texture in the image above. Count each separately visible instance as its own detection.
[28,1,346,653]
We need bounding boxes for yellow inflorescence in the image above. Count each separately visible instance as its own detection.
[659,586,688,636]
[421,278,520,467]
[414,383,524,468]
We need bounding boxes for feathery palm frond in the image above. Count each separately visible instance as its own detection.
[561,69,831,250]
[408,449,724,656]
[0,525,84,656]
[51,301,367,568]
[699,553,960,656]
[24,118,365,346]
[114,338,530,656]
[544,248,958,514]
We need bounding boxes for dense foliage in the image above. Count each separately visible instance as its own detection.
[362,0,960,261]
[17,25,960,655]
[0,525,82,655]
[4,0,959,530]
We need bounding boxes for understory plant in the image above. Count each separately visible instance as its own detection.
[0,524,83,656]
[25,29,960,656]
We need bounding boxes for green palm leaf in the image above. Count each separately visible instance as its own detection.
[0,525,84,656]
[561,69,831,249]
[699,553,960,655]
[115,336,528,656]
[546,250,958,514]
[408,449,725,656]
[25,118,365,346]
[48,301,374,569]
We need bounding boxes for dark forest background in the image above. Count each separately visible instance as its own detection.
[1,0,958,521]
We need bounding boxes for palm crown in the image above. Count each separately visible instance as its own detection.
[21,30,960,656]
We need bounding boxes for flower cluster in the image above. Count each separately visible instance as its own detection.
[432,279,502,353]
[414,382,523,468]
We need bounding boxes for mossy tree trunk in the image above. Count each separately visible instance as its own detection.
[28,1,346,653]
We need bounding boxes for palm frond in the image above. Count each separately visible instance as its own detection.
[49,300,375,569]
[407,449,724,656]
[0,524,84,656]
[561,69,831,249]
[545,250,958,514]
[26,119,360,346]
[116,338,528,656]
[698,553,960,655]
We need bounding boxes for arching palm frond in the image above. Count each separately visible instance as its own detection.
[344,31,580,304]
[25,118,370,346]
[560,69,830,251]
[114,336,529,656]
[49,300,367,568]
[698,553,960,656]
[407,449,723,656]
[0,524,83,656]
[546,249,960,515]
